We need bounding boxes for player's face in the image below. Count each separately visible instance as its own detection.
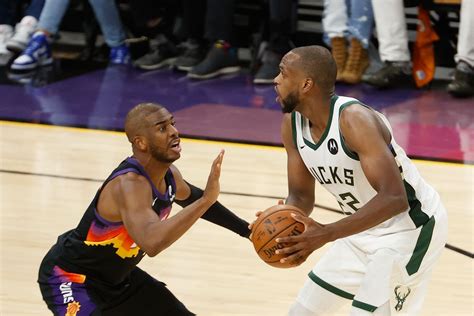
[273,53,301,113]
[145,108,181,163]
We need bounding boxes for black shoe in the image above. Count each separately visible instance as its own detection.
[188,41,240,80]
[447,61,474,98]
[173,40,208,72]
[253,50,281,84]
[133,41,178,70]
[363,61,413,89]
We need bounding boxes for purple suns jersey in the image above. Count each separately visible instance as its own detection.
[52,157,176,286]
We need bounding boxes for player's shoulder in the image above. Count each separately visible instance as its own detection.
[339,99,375,123]
[339,101,380,137]
[114,171,149,190]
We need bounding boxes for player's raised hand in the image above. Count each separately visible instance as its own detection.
[202,150,225,205]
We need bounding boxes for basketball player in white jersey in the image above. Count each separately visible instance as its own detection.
[272,46,448,315]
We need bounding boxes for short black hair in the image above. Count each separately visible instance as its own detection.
[125,103,166,142]
[290,45,336,96]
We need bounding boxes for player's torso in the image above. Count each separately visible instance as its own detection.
[292,96,442,234]
[293,96,375,215]
[56,157,176,285]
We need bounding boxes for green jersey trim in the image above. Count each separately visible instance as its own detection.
[308,271,354,300]
[404,180,430,227]
[406,216,436,275]
[338,101,362,161]
[291,112,297,147]
[352,300,378,312]
[302,95,338,150]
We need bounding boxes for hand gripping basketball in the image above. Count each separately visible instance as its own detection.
[250,204,307,268]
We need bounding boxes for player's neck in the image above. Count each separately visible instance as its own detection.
[132,154,171,184]
[300,94,331,131]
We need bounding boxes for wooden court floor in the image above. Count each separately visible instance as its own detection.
[1,121,472,315]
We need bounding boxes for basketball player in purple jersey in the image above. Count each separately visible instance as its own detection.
[38,103,250,315]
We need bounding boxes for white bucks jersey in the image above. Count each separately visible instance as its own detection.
[292,95,442,234]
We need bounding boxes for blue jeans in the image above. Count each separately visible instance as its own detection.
[38,0,125,47]
[0,0,45,25]
[322,0,374,49]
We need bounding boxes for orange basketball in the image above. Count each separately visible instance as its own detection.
[250,204,306,268]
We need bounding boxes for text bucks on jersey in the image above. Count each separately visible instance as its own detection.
[291,95,440,227]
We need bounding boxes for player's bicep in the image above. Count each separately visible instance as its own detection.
[115,174,160,249]
[341,109,404,195]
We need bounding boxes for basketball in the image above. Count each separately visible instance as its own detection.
[250,204,306,268]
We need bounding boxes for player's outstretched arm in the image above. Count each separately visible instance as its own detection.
[172,158,251,238]
[117,150,225,257]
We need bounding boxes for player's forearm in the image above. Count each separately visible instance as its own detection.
[201,201,251,237]
[285,193,314,216]
[325,194,408,241]
[176,181,250,237]
[145,198,214,256]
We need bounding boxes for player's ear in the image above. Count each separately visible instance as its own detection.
[133,135,148,151]
[302,78,313,92]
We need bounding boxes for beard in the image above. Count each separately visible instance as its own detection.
[280,91,299,113]
[149,143,178,163]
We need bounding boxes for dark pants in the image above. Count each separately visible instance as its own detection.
[205,0,235,42]
[0,0,45,25]
[181,0,206,40]
[268,0,297,54]
[128,0,179,40]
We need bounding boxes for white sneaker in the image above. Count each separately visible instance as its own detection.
[0,24,13,66]
[7,16,38,53]
[11,32,52,70]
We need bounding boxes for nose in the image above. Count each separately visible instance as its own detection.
[273,73,281,85]
[170,124,179,136]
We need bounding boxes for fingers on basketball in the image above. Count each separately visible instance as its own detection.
[250,204,306,268]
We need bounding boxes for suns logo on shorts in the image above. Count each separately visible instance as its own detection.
[65,301,81,316]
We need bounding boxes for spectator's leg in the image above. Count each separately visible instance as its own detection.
[454,0,474,67]
[6,0,44,53]
[36,0,71,35]
[88,0,129,64]
[88,0,126,48]
[188,0,240,80]
[447,0,474,97]
[363,0,412,88]
[371,0,409,62]
[10,0,63,70]
[254,0,295,84]
[204,0,234,43]
[132,0,181,70]
[322,0,348,81]
[24,0,46,20]
[0,0,16,26]
[173,0,208,72]
[0,0,15,65]
[322,0,348,43]
[339,0,373,84]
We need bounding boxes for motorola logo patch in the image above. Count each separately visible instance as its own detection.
[327,138,338,155]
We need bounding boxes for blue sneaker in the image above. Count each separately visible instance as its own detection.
[109,44,130,65]
[11,32,52,71]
